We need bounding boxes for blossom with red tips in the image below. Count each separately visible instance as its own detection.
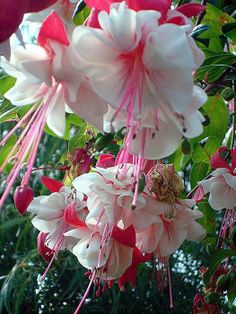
[199,147,236,210]
[71,2,206,161]
[84,0,205,28]
[27,186,87,253]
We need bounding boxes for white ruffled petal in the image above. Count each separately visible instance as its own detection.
[46,84,66,137]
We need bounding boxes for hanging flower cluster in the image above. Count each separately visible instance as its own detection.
[27,162,206,311]
[0,0,211,312]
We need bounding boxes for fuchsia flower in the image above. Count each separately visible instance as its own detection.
[0,0,59,58]
[84,0,205,28]
[65,224,135,279]
[0,11,106,208]
[0,12,72,208]
[28,186,87,253]
[26,0,79,35]
[104,86,206,159]
[26,162,205,310]
[71,2,206,161]
[70,163,205,267]
[199,147,236,210]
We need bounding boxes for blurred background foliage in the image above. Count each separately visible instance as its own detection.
[1,0,236,313]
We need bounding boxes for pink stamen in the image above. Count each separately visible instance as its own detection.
[74,270,96,314]
[0,83,60,209]
[167,261,174,309]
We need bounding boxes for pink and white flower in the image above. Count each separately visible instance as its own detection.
[84,0,205,29]
[65,224,135,279]
[72,2,203,115]
[25,0,79,36]
[70,2,206,162]
[28,186,87,252]
[104,86,206,159]
[123,197,205,257]
[72,164,147,231]
[0,11,106,208]
[199,147,236,210]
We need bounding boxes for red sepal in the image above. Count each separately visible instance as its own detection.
[64,203,87,228]
[210,146,230,170]
[37,232,54,262]
[231,147,236,170]
[118,247,153,288]
[41,176,64,192]
[167,16,186,26]
[96,153,115,168]
[176,3,205,18]
[38,11,69,47]
[111,225,135,247]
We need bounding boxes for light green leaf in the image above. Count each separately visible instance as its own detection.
[190,162,210,189]
[0,76,16,96]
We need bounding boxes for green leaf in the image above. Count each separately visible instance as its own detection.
[204,249,236,285]
[203,3,235,35]
[167,145,191,171]
[73,6,90,25]
[222,22,236,42]
[192,136,221,163]
[0,217,28,231]
[68,122,87,152]
[191,95,229,145]
[195,52,236,83]
[190,162,210,189]
[0,134,17,172]
[0,106,18,123]
[228,279,236,304]
[198,200,216,234]
[0,76,16,96]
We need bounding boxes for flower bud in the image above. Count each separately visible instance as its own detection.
[221,87,235,101]
[14,185,34,215]
[181,138,191,154]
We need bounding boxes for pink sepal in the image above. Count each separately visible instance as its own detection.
[176,3,205,18]
[64,203,87,228]
[41,176,64,192]
[38,11,69,47]
[112,225,136,248]
[37,232,54,262]
[210,146,230,170]
[192,185,204,203]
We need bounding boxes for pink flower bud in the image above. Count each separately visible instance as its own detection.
[96,154,115,168]
[14,185,34,215]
